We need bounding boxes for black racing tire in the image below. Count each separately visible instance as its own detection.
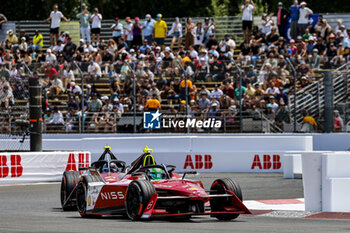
[210,178,243,221]
[76,175,102,218]
[125,180,156,221]
[60,171,79,211]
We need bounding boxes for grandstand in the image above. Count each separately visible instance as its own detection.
[1,13,350,136]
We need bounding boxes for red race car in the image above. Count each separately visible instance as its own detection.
[60,146,251,221]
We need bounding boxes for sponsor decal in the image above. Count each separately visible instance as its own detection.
[88,195,92,206]
[100,191,125,200]
[65,153,90,171]
[188,187,198,191]
[0,155,23,178]
[143,111,221,130]
[184,155,213,169]
[143,110,162,129]
[251,154,281,170]
[146,200,154,210]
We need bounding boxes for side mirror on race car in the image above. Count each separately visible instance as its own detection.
[182,171,198,179]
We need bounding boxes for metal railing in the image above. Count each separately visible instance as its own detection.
[288,62,350,130]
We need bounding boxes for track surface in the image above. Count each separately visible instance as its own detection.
[1,173,350,233]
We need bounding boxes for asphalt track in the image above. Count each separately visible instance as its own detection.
[1,173,350,233]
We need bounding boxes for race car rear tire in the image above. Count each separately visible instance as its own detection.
[125,180,155,221]
[60,171,79,211]
[210,178,243,221]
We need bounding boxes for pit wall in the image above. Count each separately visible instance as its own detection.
[41,136,313,173]
[0,151,90,184]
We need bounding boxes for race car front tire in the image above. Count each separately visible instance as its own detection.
[210,178,243,221]
[125,180,155,221]
[60,171,79,211]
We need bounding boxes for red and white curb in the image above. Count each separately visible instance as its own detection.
[243,198,350,219]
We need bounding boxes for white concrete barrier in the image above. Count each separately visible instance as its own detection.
[302,151,350,212]
[41,135,312,173]
[0,151,90,184]
[283,154,302,179]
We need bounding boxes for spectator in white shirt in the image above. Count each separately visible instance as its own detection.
[168,17,183,51]
[90,8,102,46]
[219,35,236,59]
[69,82,82,95]
[44,4,69,47]
[45,49,57,63]
[210,84,223,99]
[49,107,65,125]
[261,14,274,35]
[241,0,256,41]
[194,21,204,49]
[298,2,313,35]
[88,60,102,81]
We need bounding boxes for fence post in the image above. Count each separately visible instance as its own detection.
[324,71,334,133]
[29,73,42,151]
[317,82,321,120]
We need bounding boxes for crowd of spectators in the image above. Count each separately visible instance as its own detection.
[0,2,350,133]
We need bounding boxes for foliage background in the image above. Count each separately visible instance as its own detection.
[2,0,349,20]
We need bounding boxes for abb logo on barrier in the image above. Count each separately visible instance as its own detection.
[0,155,23,178]
[251,154,281,170]
[65,153,90,171]
[184,155,213,169]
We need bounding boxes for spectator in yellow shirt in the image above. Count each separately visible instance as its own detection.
[145,94,161,111]
[153,13,167,50]
[29,30,44,52]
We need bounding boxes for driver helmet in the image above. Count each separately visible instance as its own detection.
[147,168,163,180]
[110,162,118,172]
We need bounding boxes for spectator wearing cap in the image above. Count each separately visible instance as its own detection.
[193,21,204,50]
[210,84,223,99]
[210,54,224,82]
[29,30,43,52]
[5,29,18,51]
[203,17,216,46]
[302,28,312,41]
[18,37,28,54]
[261,14,274,36]
[88,93,103,112]
[309,48,320,70]
[290,0,300,40]
[76,7,91,43]
[298,2,313,36]
[219,34,236,59]
[185,17,195,50]
[44,4,69,47]
[69,82,82,95]
[48,107,65,125]
[276,2,290,38]
[241,0,256,41]
[132,17,143,48]
[142,14,156,45]
[168,17,183,51]
[339,25,349,40]
[198,92,211,112]
[110,17,124,44]
[62,36,77,61]
[90,8,103,46]
[153,14,167,50]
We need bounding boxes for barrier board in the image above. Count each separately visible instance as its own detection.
[0,151,90,184]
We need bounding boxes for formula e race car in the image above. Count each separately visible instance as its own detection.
[60,146,251,221]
